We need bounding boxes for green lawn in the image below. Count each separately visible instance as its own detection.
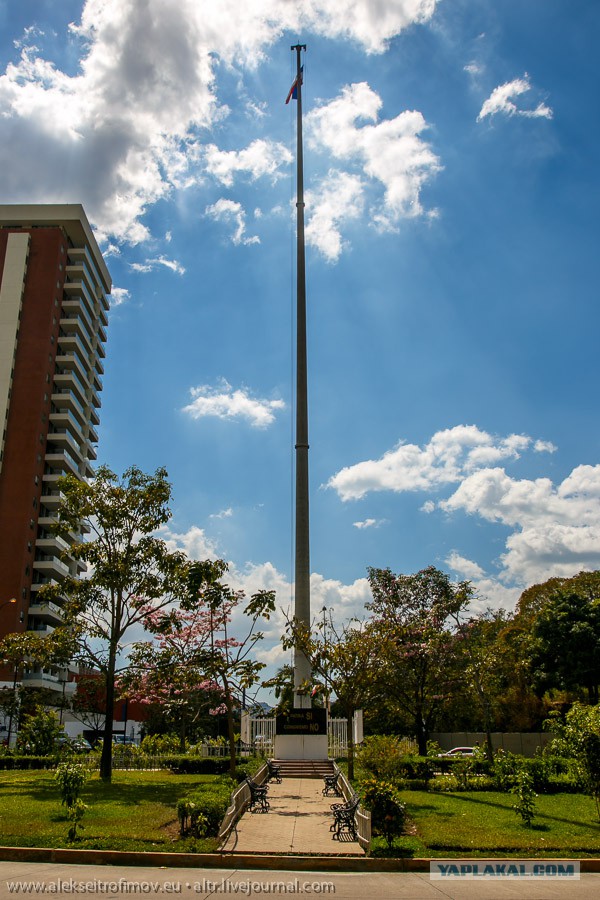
[2,771,600,858]
[0,770,220,853]
[372,790,600,858]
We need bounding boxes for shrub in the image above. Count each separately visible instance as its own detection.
[176,776,235,838]
[140,734,183,754]
[511,769,537,827]
[359,735,412,781]
[55,761,88,808]
[361,778,406,849]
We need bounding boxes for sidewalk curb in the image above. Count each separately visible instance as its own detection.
[0,847,599,873]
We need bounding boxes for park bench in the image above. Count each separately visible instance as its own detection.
[267,759,282,783]
[330,794,359,840]
[245,776,270,813]
[322,771,342,796]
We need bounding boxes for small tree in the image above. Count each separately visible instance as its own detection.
[17,708,62,755]
[283,615,376,780]
[44,465,190,781]
[546,702,600,819]
[185,560,276,774]
[511,768,537,827]
[122,585,226,752]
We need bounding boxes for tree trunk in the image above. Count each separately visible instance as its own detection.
[99,642,117,781]
[179,709,187,754]
[225,685,237,776]
[415,713,427,756]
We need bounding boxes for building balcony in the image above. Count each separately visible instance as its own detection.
[44,451,81,477]
[36,533,71,556]
[46,429,83,459]
[27,598,64,625]
[53,372,88,410]
[33,556,71,580]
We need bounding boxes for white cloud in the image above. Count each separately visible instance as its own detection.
[130,256,186,275]
[305,170,365,261]
[158,523,220,561]
[329,425,600,597]
[0,0,439,245]
[327,424,534,501]
[109,286,131,306]
[306,82,441,244]
[210,508,234,520]
[182,378,285,428]
[353,518,385,529]
[205,198,260,246]
[445,551,484,580]
[204,139,292,187]
[477,74,553,122]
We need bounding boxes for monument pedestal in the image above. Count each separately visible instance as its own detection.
[274,734,328,760]
[274,708,328,760]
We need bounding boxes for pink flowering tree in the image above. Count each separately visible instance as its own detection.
[185,560,276,774]
[122,602,223,751]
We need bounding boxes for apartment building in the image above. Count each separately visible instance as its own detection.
[0,204,111,696]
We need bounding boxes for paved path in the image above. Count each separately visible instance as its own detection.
[220,777,364,856]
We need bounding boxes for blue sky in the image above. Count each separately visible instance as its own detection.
[1,0,599,680]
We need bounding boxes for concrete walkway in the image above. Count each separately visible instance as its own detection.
[220,777,364,856]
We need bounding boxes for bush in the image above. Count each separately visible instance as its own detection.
[0,755,54,770]
[176,775,236,837]
[55,761,88,808]
[397,755,434,781]
[361,778,406,849]
[140,734,183,754]
[168,756,232,775]
[358,736,411,781]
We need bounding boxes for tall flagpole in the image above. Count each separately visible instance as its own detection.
[291,43,311,709]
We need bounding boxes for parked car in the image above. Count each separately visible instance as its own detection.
[113,734,137,745]
[438,746,475,757]
[70,737,92,753]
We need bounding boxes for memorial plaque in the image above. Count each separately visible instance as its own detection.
[276,708,327,736]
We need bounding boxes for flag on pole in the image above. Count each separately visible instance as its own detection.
[285,66,303,104]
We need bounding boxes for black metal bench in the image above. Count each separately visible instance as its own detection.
[330,794,359,839]
[267,759,282,783]
[245,777,269,812]
[322,771,342,796]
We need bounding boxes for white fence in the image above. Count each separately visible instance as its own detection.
[243,712,363,758]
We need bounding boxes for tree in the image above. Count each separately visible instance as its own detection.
[454,610,511,762]
[529,590,600,703]
[185,560,276,774]
[283,615,377,780]
[545,703,600,819]
[367,565,472,755]
[44,465,189,781]
[262,665,295,714]
[122,574,228,752]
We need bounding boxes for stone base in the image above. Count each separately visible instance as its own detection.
[273,735,328,760]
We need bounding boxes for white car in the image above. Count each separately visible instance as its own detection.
[438,746,475,758]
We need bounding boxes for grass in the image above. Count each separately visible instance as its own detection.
[2,769,600,858]
[0,770,221,853]
[370,790,600,858]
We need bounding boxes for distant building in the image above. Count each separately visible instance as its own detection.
[0,204,111,697]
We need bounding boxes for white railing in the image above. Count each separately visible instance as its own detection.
[334,763,371,852]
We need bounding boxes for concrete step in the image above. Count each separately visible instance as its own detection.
[270,759,335,779]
